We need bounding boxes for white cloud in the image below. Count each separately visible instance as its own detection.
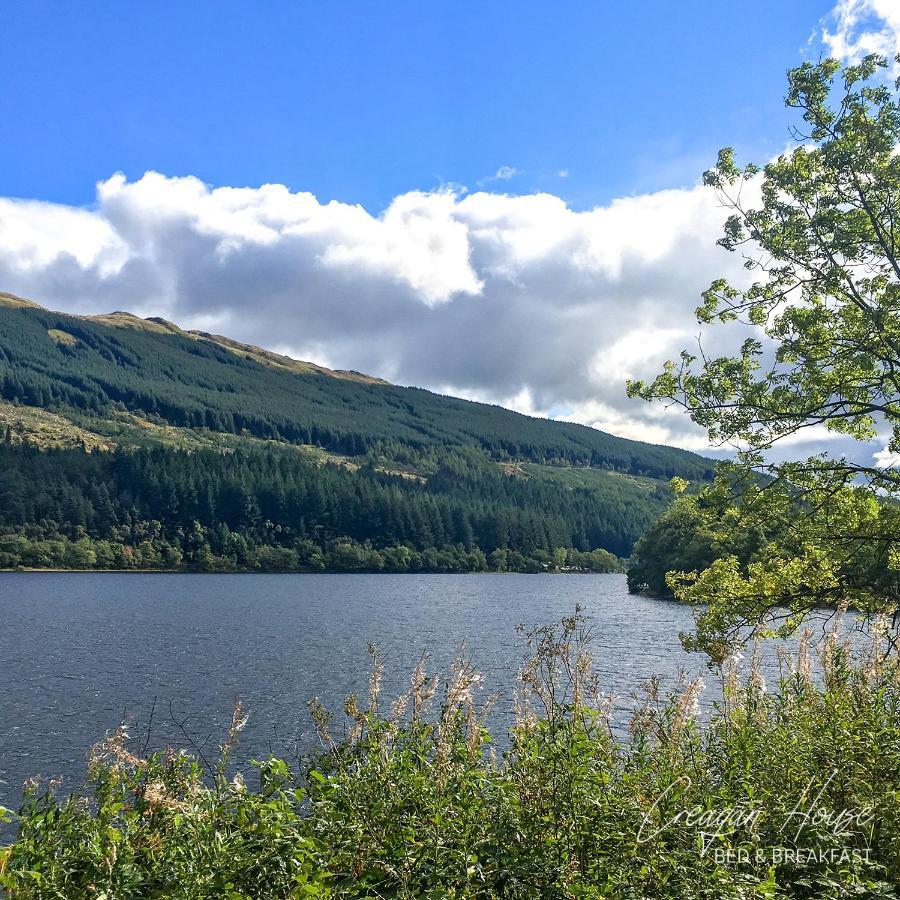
[822,0,900,68]
[874,445,900,468]
[0,197,126,274]
[0,171,757,450]
[477,165,522,187]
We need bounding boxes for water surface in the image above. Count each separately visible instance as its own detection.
[1,573,703,831]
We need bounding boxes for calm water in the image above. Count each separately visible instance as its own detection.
[0,573,704,833]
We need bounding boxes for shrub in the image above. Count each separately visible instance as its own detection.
[2,612,899,898]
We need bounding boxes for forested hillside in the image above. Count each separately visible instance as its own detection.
[0,443,664,571]
[0,294,712,571]
[0,297,713,479]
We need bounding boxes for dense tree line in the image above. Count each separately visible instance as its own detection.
[0,443,637,572]
[627,478,899,611]
[0,304,714,480]
[626,486,769,596]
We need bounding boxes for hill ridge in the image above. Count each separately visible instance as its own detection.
[0,290,715,567]
[0,290,713,482]
[1,292,385,385]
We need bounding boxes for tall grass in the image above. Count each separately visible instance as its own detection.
[2,611,898,898]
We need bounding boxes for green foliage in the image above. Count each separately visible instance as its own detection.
[0,443,630,571]
[627,490,723,596]
[2,743,327,898]
[0,297,713,572]
[627,54,900,654]
[0,303,713,480]
[3,612,899,897]
[628,472,900,657]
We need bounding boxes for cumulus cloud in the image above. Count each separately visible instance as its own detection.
[0,171,758,449]
[822,0,900,69]
[874,445,900,468]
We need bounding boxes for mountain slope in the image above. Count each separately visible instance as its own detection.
[0,292,712,572]
[0,293,712,481]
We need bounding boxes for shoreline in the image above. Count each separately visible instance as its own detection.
[0,567,625,576]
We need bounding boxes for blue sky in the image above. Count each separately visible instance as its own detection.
[4,0,832,211]
[1,0,896,460]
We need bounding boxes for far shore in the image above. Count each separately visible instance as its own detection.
[0,567,625,576]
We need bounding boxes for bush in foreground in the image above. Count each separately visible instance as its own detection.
[2,612,899,898]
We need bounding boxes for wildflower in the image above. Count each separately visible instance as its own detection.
[89,723,147,773]
[821,601,851,678]
[722,649,744,700]
[748,640,766,696]
[389,692,409,724]
[308,698,335,750]
[344,693,361,720]
[367,643,384,715]
[627,706,652,736]
[776,645,793,680]
[572,648,594,709]
[142,778,187,813]
[864,614,891,683]
[436,653,483,773]
[143,780,169,808]
[410,652,438,720]
[594,690,616,722]
[796,629,813,684]
[344,693,365,743]
[672,676,705,731]
[220,699,249,764]
[513,688,536,731]
[446,653,482,710]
